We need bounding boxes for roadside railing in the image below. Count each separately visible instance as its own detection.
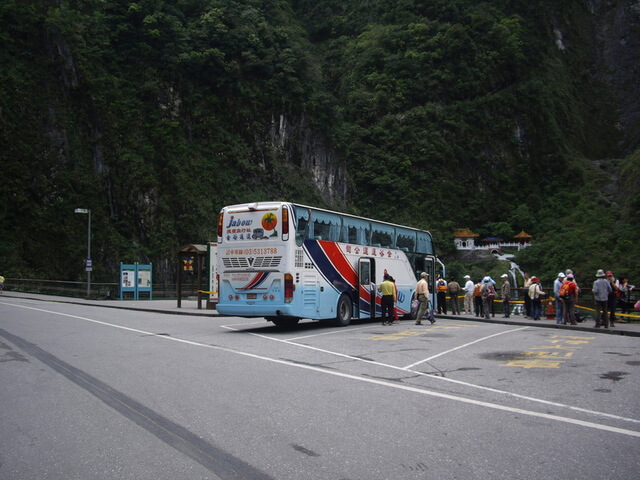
[2,278,202,300]
[449,287,639,322]
[511,287,639,322]
[4,279,637,320]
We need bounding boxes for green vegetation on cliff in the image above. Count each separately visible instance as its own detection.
[1,0,638,285]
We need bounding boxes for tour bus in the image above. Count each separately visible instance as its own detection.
[216,201,443,326]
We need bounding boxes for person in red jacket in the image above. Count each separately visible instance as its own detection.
[560,275,579,325]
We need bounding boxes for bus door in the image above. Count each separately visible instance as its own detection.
[358,258,376,319]
[424,255,437,307]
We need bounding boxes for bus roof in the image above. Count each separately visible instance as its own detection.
[222,201,432,235]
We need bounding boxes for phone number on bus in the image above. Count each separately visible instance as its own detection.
[223,248,280,256]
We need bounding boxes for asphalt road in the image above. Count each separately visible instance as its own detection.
[1,296,639,479]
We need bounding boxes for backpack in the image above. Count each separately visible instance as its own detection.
[559,282,573,299]
[474,284,482,297]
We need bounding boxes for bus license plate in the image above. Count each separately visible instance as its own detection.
[247,293,257,299]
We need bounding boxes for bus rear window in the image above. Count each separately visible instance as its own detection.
[221,209,280,242]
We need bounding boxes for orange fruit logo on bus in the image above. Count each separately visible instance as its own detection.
[261,212,277,231]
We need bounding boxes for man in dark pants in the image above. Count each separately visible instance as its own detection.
[606,271,620,327]
[593,269,612,328]
[436,276,447,314]
[379,274,397,325]
[447,277,461,315]
[500,274,511,318]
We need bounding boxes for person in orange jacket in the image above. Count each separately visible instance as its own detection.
[436,276,447,314]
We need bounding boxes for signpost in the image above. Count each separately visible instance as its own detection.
[74,208,91,297]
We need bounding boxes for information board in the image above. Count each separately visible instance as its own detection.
[120,263,152,300]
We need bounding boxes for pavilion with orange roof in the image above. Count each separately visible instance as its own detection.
[454,228,532,251]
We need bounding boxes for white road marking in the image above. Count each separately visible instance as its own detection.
[3,301,640,438]
[287,324,377,341]
[401,327,530,369]
[222,323,640,427]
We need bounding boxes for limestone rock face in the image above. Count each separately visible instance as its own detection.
[269,114,349,207]
[591,0,640,153]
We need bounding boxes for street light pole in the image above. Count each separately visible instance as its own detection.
[74,208,91,297]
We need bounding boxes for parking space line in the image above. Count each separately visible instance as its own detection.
[219,319,267,328]
[367,323,478,341]
[402,327,530,370]
[221,324,396,370]
[287,324,378,341]
[6,302,640,436]
[223,321,640,428]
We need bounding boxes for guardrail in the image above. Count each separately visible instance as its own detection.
[449,287,639,322]
[2,278,202,300]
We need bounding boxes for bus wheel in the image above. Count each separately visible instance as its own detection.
[335,294,353,326]
[270,317,299,328]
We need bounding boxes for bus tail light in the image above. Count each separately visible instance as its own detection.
[284,273,294,303]
[217,212,224,238]
[282,206,289,241]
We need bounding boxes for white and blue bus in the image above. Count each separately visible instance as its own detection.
[216,201,443,326]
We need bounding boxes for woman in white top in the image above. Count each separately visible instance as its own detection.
[528,277,544,320]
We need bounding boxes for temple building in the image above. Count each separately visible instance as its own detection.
[454,229,532,252]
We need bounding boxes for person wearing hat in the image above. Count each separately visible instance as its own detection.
[606,271,621,326]
[593,269,612,328]
[528,276,544,320]
[463,275,474,315]
[500,274,511,318]
[522,273,532,318]
[554,272,566,325]
[474,278,484,317]
[414,272,434,325]
[481,276,495,320]
[565,269,579,289]
[561,274,579,325]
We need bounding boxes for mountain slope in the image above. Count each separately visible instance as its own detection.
[0,0,637,285]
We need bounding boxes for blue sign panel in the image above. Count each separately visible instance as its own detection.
[120,263,152,300]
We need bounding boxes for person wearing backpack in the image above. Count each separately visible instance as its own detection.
[474,280,484,317]
[481,277,495,319]
[560,274,579,325]
[436,276,448,314]
[553,272,566,324]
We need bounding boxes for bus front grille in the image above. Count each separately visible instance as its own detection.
[223,256,282,268]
